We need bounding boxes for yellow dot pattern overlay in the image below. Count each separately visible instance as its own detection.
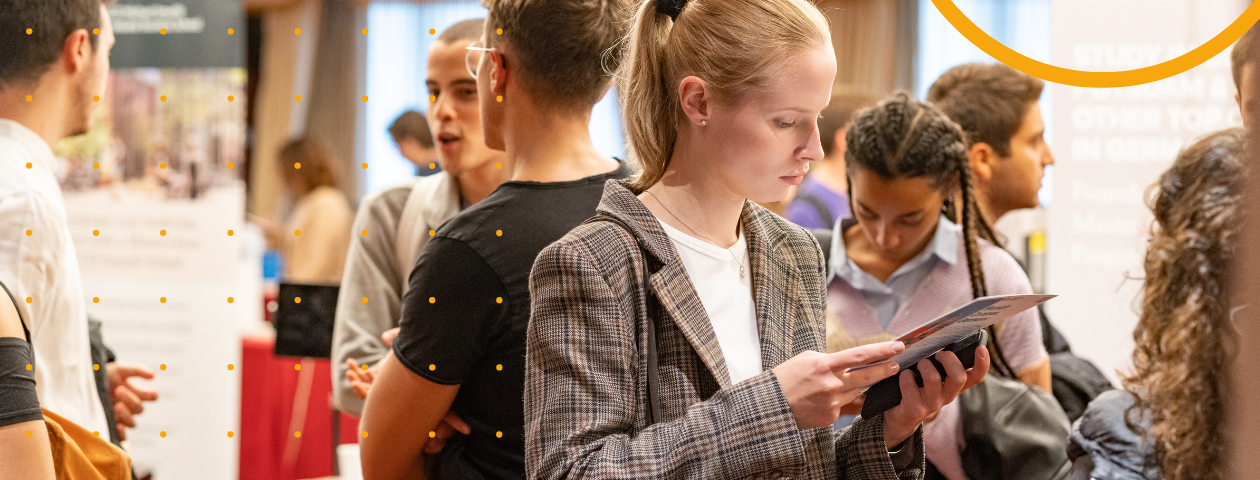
[160,297,167,303]
[429,297,435,304]
[227,297,234,303]
[496,297,503,304]
[429,162,436,169]
[26,28,33,35]
[429,95,436,102]
[295,297,302,304]
[160,162,167,169]
[295,28,302,35]
[25,364,32,371]
[160,28,167,35]
[294,431,301,438]
[361,162,368,169]
[227,431,235,437]
[496,431,503,438]
[228,162,235,169]
[295,95,302,102]
[361,297,368,303]
[26,430,32,437]
[25,96,32,103]
[93,364,100,371]
[228,95,235,102]
[160,95,167,102]
[496,28,503,35]
[227,229,234,236]
[93,431,99,437]
[496,364,503,371]
[93,297,99,303]
[496,95,503,102]
[160,229,167,236]
[92,163,99,169]
[25,229,32,236]
[160,431,167,437]
[429,431,436,438]
[362,95,369,102]
[228,28,235,35]
[429,229,436,237]
[25,297,32,304]
[294,363,302,371]
[93,95,100,102]
[160,364,167,370]
[361,29,368,35]
[227,364,234,371]
[93,28,99,35]
[361,229,368,236]
[294,229,302,236]
[360,364,368,371]
[361,431,368,438]
[496,230,503,237]
[294,162,302,169]
[496,162,503,169]
[25,162,32,168]
[429,364,436,371]
[429,28,436,35]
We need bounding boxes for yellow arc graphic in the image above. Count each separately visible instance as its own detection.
[933,0,1260,88]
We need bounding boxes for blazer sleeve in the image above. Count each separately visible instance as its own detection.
[526,239,811,480]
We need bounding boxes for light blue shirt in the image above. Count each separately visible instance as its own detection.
[827,214,960,330]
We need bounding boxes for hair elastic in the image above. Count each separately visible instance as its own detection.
[656,0,687,21]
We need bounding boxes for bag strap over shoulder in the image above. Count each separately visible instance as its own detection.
[583,213,664,426]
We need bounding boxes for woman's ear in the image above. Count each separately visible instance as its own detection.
[678,76,711,126]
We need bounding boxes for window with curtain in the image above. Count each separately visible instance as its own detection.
[917,0,1053,206]
[363,1,625,198]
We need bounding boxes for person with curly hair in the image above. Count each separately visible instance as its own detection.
[1068,128,1245,480]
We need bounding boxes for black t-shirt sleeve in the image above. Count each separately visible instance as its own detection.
[393,237,510,385]
[0,337,42,427]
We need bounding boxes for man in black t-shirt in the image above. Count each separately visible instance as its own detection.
[357,3,630,479]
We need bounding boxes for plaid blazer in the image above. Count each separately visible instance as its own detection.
[525,180,925,479]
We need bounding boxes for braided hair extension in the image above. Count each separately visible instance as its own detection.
[844,93,1014,376]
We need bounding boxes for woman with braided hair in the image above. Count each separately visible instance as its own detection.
[824,93,1049,479]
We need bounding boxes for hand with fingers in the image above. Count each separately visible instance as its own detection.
[882,346,991,448]
[107,362,159,441]
[346,327,402,400]
[772,341,906,430]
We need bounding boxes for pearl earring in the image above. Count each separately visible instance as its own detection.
[701,120,708,126]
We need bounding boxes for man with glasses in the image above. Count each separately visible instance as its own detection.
[331,18,508,422]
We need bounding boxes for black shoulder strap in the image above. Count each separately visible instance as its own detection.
[0,280,31,344]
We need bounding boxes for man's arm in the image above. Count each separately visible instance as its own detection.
[360,236,508,480]
[359,351,459,480]
[332,194,408,415]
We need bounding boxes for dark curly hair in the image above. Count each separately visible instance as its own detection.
[844,92,1011,374]
[1124,128,1245,480]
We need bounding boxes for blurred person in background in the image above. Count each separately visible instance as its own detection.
[390,110,441,176]
[1233,22,1260,131]
[332,18,509,420]
[257,137,354,284]
[1069,128,1244,480]
[784,93,876,229]
[0,0,157,449]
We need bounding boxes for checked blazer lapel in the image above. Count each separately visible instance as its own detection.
[741,202,803,370]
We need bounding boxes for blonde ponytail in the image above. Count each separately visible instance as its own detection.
[617,0,830,192]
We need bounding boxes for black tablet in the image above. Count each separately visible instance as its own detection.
[273,283,340,358]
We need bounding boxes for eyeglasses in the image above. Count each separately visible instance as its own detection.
[465,42,494,79]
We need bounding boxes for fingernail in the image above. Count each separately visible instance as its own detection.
[889,363,899,373]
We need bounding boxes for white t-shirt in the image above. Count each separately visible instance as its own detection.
[657,219,762,385]
[0,119,108,434]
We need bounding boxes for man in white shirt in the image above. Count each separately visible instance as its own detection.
[0,0,156,441]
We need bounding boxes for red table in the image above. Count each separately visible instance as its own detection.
[240,336,360,480]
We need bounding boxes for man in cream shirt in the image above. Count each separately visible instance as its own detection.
[0,0,154,439]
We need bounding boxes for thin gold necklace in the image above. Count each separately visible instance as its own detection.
[645,190,746,279]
